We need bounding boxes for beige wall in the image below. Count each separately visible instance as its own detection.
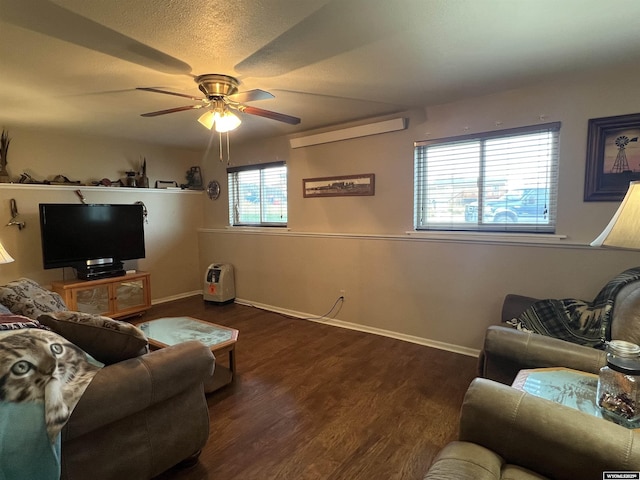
[199,66,640,354]
[4,67,640,355]
[0,127,205,300]
[5,127,202,187]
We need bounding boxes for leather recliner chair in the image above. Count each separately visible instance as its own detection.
[478,279,640,385]
[424,378,640,480]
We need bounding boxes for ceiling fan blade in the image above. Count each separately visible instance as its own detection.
[272,89,406,108]
[237,105,301,125]
[137,87,202,101]
[234,0,408,77]
[0,0,192,76]
[140,105,204,117]
[227,89,274,103]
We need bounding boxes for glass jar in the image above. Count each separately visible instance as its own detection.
[597,340,640,428]
[125,171,137,187]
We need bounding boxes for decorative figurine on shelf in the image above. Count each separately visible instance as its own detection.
[138,157,149,188]
[18,172,43,184]
[93,178,123,187]
[46,174,81,185]
[0,129,11,183]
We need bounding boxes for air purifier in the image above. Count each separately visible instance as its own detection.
[203,263,235,304]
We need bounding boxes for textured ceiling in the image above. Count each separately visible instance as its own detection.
[2,0,640,149]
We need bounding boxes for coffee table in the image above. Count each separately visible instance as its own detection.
[139,316,239,393]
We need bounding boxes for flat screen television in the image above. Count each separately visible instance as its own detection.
[39,203,146,278]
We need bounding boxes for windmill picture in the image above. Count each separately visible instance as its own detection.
[610,135,639,173]
[585,113,640,201]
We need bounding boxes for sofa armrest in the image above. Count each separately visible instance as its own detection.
[480,325,606,384]
[64,340,214,439]
[459,378,640,478]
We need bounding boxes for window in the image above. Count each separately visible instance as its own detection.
[414,122,560,233]
[228,162,287,226]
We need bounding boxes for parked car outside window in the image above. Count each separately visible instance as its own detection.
[464,188,549,224]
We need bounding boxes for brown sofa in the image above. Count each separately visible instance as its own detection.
[61,340,214,480]
[0,278,216,479]
[479,279,640,384]
[424,378,640,480]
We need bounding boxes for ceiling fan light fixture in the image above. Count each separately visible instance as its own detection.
[197,110,216,130]
[139,73,300,129]
[215,111,241,133]
[197,108,241,132]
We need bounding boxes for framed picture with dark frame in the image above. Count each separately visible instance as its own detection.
[303,173,375,198]
[584,112,640,201]
[184,166,204,190]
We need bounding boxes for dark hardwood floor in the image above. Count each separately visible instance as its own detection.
[139,296,478,480]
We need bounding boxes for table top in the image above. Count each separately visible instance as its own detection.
[512,367,602,419]
[139,316,238,352]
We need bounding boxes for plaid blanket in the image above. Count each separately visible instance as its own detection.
[508,267,640,348]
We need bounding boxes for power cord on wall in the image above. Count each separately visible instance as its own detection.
[237,295,345,322]
[298,295,344,321]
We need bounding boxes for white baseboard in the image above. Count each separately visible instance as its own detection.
[152,290,202,305]
[234,298,480,358]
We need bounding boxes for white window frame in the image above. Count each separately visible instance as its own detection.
[414,122,560,234]
[228,162,287,227]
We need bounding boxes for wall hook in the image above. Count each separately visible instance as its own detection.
[6,199,25,230]
[75,190,86,204]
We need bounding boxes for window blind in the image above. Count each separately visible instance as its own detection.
[227,162,287,227]
[414,122,560,233]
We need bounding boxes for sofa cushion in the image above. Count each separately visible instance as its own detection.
[0,278,67,319]
[37,311,148,365]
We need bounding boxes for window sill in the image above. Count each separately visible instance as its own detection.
[406,230,569,246]
[224,226,291,232]
[199,227,598,249]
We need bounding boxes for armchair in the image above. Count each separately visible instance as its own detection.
[424,378,640,480]
[479,279,640,385]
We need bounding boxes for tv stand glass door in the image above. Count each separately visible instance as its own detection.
[51,272,151,319]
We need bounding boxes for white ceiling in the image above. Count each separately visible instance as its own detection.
[2,0,640,149]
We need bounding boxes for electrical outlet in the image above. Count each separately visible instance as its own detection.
[339,289,346,299]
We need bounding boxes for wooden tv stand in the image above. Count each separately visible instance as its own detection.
[51,271,151,319]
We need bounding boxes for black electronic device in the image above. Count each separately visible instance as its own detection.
[39,203,146,279]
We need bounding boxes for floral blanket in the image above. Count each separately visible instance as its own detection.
[0,316,99,480]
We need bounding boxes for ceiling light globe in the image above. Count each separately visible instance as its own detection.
[215,111,241,133]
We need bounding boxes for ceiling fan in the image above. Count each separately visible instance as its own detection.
[137,74,301,132]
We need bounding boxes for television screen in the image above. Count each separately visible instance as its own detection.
[39,203,146,270]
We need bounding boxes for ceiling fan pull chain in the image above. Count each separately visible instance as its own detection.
[226,131,231,165]
[219,131,223,162]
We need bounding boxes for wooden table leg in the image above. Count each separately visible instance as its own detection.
[229,349,236,375]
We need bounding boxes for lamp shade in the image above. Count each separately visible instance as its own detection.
[214,111,241,133]
[197,110,217,130]
[591,181,640,249]
[0,241,15,263]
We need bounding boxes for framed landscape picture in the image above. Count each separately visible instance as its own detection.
[303,174,375,198]
[584,113,640,201]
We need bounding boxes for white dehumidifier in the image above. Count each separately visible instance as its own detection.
[203,263,235,304]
